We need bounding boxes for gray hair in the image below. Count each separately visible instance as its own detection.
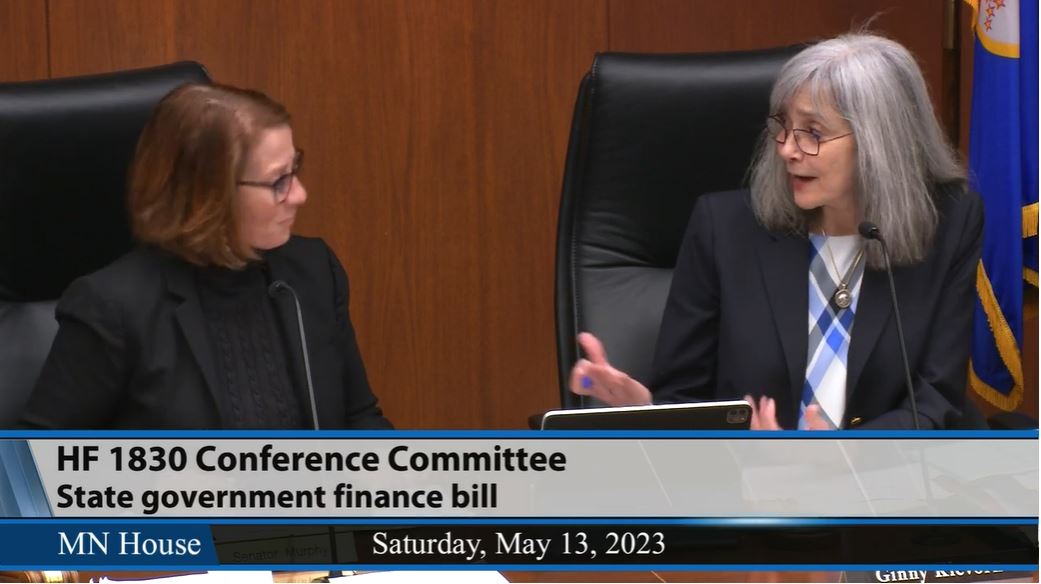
[749,33,965,267]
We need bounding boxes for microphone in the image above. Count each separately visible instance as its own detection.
[858,221,920,429]
[268,280,321,430]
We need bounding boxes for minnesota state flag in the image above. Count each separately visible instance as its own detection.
[966,0,1039,410]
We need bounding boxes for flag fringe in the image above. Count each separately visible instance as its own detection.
[1023,202,1038,238]
[1026,269,1038,287]
[971,261,1025,410]
[969,363,1024,410]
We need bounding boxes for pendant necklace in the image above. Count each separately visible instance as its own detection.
[821,232,865,310]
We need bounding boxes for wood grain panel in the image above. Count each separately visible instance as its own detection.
[1021,291,1039,418]
[48,0,283,85]
[48,0,174,76]
[468,0,609,427]
[276,0,608,428]
[607,0,948,126]
[45,0,606,429]
[0,0,47,81]
[959,0,974,155]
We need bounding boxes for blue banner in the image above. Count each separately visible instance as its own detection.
[0,523,217,567]
[0,520,1033,569]
[966,0,1039,410]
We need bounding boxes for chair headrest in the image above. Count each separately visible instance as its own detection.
[0,61,211,301]
[575,47,803,269]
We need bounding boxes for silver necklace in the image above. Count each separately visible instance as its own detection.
[821,232,864,310]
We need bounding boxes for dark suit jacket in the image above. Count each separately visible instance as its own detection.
[651,185,983,429]
[22,236,392,429]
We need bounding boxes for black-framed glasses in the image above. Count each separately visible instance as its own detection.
[237,149,303,203]
[766,116,852,156]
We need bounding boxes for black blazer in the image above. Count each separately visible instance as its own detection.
[22,236,392,429]
[651,186,983,429]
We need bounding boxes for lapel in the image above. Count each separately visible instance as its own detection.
[161,255,225,423]
[845,261,893,402]
[755,230,810,402]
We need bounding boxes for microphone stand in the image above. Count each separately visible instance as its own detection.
[859,222,920,430]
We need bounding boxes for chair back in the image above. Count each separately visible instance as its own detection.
[0,62,211,423]
[555,47,801,408]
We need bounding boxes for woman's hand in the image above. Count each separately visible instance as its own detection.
[802,405,831,430]
[569,333,653,406]
[744,395,831,430]
[745,395,781,430]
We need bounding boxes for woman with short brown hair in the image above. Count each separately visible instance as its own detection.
[22,83,391,429]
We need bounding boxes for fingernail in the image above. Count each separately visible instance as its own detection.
[581,376,592,389]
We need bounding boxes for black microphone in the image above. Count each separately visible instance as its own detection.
[859,221,920,429]
[268,280,321,430]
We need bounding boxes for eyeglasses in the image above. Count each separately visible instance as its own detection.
[237,149,303,203]
[766,116,852,156]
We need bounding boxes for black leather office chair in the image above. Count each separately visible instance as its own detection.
[0,62,211,425]
[550,49,1020,430]
[554,48,802,409]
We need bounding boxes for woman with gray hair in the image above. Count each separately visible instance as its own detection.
[569,33,982,430]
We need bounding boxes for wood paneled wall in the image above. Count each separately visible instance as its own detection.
[0,0,47,81]
[3,0,1032,427]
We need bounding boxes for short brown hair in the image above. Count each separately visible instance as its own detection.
[128,83,290,268]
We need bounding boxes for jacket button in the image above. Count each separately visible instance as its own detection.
[849,417,862,426]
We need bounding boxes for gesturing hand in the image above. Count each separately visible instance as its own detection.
[569,332,653,406]
[745,395,781,430]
